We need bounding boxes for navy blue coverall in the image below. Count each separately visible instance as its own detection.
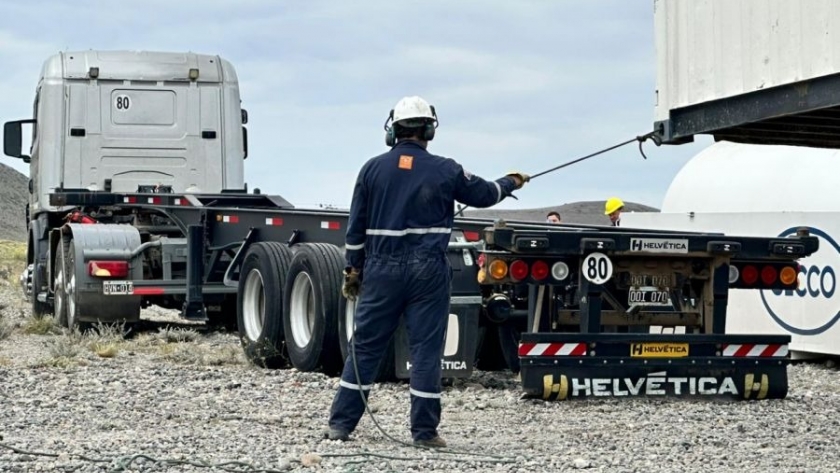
[328,139,519,442]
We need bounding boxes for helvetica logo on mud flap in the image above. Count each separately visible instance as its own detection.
[631,239,643,251]
[631,344,643,356]
[629,238,689,254]
[744,373,769,399]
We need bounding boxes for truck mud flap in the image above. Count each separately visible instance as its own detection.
[519,333,791,401]
[394,298,480,380]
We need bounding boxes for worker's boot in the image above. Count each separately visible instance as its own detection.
[324,428,350,441]
[413,436,447,448]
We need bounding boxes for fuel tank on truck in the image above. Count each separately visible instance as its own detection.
[622,140,840,358]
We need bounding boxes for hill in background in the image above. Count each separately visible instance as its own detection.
[464,200,660,225]
[0,163,28,241]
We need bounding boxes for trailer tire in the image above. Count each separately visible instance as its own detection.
[339,298,397,382]
[237,242,293,369]
[283,243,343,375]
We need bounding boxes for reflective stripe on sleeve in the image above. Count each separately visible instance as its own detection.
[345,242,365,250]
[493,181,502,204]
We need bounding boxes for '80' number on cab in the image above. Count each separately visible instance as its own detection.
[582,252,613,284]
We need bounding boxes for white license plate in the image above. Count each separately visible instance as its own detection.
[628,286,671,306]
[102,281,134,295]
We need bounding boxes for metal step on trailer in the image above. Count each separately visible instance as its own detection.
[518,333,791,401]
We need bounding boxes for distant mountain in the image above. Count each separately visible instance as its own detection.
[0,163,28,241]
[463,200,660,225]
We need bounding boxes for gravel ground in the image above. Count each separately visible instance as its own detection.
[0,284,838,473]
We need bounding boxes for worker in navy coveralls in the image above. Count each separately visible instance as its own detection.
[325,96,529,447]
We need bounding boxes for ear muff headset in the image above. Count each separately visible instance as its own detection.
[383,106,439,147]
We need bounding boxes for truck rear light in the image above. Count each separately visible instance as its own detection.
[741,265,758,285]
[779,266,798,286]
[551,262,570,281]
[531,260,549,281]
[760,265,778,285]
[510,260,529,281]
[463,231,480,242]
[488,260,508,280]
[728,265,740,283]
[88,261,129,278]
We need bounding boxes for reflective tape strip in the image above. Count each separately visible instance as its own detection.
[450,296,482,305]
[339,380,373,391]
[518,342,587,357]
[721,344,788,357]
[345,242,365,250]
[494,181,502,204]
[410,388,442,399]
[366,227,451,236]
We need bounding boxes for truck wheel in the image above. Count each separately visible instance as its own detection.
[283,243,343,375]
[62,238,91,332]
[339,298,397,382]
[53,240,69,328]
[237,242,293,369]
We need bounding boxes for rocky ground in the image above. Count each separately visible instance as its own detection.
[0,263,838,472]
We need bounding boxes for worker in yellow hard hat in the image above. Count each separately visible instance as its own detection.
[604,197,624,226]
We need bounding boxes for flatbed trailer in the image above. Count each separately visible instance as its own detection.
[42,189,565,381]
[475,220,819,399]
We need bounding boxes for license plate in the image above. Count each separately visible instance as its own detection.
[628,286,671,306]
[630,342,689,358]
[628,273,673,287]
[102,281,134,295]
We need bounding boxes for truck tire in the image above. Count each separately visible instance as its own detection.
[52,240,69,328]
[339,298,397,382]
[62,238,91,332]
[237,242,293,369]
[283,243,343,375]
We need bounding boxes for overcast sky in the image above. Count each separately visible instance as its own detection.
[0,0,712,210]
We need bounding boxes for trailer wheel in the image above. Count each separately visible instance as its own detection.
[237,242,293,369]
[283,243,343,375]
[339,298,397,382]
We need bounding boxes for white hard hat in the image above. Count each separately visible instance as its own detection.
[392,96,435,124]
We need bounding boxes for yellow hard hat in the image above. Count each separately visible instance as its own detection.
[605,197,624,215]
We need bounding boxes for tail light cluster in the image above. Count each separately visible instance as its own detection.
[87,261,129,278]
[485,257,570,283]
[729,262,799,289]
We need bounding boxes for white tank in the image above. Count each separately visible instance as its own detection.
[661,140,840,213]
[623,140,840,358]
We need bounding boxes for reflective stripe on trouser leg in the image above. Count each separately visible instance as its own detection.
[404,258,451,441]
[328,262,405,434]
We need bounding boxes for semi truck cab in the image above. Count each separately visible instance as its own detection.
[3,50,249,215]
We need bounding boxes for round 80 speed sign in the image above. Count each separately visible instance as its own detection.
[581,252,613,284]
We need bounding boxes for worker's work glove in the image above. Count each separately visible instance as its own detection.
[342,267,362,301]
[505,171,531,189]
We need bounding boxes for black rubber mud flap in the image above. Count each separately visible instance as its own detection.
[518,333,791,401]
[282,243,344,375]
[237,242,293,369]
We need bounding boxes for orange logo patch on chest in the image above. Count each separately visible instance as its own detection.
[398,155,414,170]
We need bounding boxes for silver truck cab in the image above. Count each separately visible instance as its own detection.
[4,50,248,214]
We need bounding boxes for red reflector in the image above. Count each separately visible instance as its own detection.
[321,221,341,230]
[510,260,528,281]
[174,198,190,206]
[463,231,480,241]
[123,196,137,204]
[761,265,778,286]
[88,261,129,278]
[741,265,758,285]
[133,287,165,296]
[147,196,161,205]
[531,260,549,280]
